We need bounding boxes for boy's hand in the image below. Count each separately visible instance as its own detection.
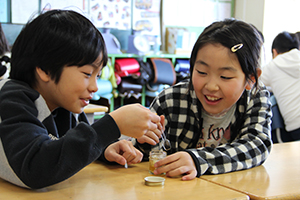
[109,104,161,138]
[104,140,143,166]
[153,152,197,181]
[137,115,165,145]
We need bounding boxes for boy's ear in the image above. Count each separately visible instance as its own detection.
[245,68,261,90]
[272,49,279,58]
[36,67,50,82]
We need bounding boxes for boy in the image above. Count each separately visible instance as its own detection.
[0,10,162,189]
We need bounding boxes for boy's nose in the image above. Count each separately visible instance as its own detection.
[89,79,99,93]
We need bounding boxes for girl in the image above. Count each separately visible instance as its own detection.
[136,18,272,180]
[0,10,162,189]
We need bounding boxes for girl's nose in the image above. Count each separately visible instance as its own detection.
[205,79,219,91]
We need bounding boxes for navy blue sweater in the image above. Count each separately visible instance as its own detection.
[0,79,120,189]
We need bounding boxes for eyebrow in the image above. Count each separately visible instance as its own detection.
[195,60,237,72]
[90,62,102,69]
[218,66,237,72]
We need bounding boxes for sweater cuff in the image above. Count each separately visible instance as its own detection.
[185,150,201,177]
[91,114,121,150]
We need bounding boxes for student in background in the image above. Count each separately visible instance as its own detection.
[0,10,162,189]
[0,23,10,79]
[295,31,300,48]
[260,31,300,142]
[135,18,272,180]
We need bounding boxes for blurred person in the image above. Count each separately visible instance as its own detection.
[261,31,300,142]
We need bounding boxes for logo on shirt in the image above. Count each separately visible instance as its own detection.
[197,124,231,148]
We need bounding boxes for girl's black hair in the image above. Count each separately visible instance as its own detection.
[189,18,263,90]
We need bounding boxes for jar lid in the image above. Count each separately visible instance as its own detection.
[144,176,165,186]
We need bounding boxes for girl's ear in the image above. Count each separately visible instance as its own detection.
[36,67,50,82]
[245,68,262,90]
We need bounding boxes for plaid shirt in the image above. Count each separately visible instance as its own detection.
[136,80,272,177]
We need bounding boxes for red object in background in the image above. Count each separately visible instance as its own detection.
[115,58,140,77]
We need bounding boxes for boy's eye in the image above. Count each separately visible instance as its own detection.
[84,72,92,77]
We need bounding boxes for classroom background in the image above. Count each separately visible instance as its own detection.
[1,0,299,112]
[2,0,300,61]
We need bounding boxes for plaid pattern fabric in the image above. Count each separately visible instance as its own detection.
[139,80,272,177]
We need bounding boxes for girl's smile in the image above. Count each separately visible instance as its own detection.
[192,43,248,115]
[204,95,222,105]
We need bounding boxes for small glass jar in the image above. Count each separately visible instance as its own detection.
[149,149,166,175]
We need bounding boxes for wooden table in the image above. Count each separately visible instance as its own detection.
[201,141,300,200]
[0,162,249,200]
[83,104,108,124]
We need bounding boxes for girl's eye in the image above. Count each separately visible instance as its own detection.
[221,76,233,80]
[196,70,207,75]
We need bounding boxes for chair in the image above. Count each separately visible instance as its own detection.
[270,95,285,143]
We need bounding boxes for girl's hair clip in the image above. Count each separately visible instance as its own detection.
[231,43,243,52]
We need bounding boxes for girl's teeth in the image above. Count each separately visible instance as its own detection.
[206,96,219,101]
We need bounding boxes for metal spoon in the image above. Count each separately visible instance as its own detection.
[161,132,171,151]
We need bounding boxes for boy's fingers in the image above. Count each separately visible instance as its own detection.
[109,153,127,165]
[150,112,161,123]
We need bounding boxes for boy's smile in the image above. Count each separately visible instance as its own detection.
[192,43,247,115]
[35,56,103,114]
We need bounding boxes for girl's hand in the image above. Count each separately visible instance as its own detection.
[104,140,143,166]
[109,104,161,138]
[137,115,165,145]
[153,152,197,181]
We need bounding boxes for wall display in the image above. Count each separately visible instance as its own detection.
[89,0,132,30]
[41,0,88,15]
[132,0,161,36]
[4,0,234,53]
[131,0,161,52]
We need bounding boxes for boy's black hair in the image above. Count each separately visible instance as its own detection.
[10,10,108,87]
[189,18,263,90]
[272,31,299,54]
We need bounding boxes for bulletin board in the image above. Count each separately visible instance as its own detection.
[41,0,88,14]
[132,0,161,36]
[2,0,235,27]
[89,0,132,30]
[1,0,133,30]
[1,0,235,50]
